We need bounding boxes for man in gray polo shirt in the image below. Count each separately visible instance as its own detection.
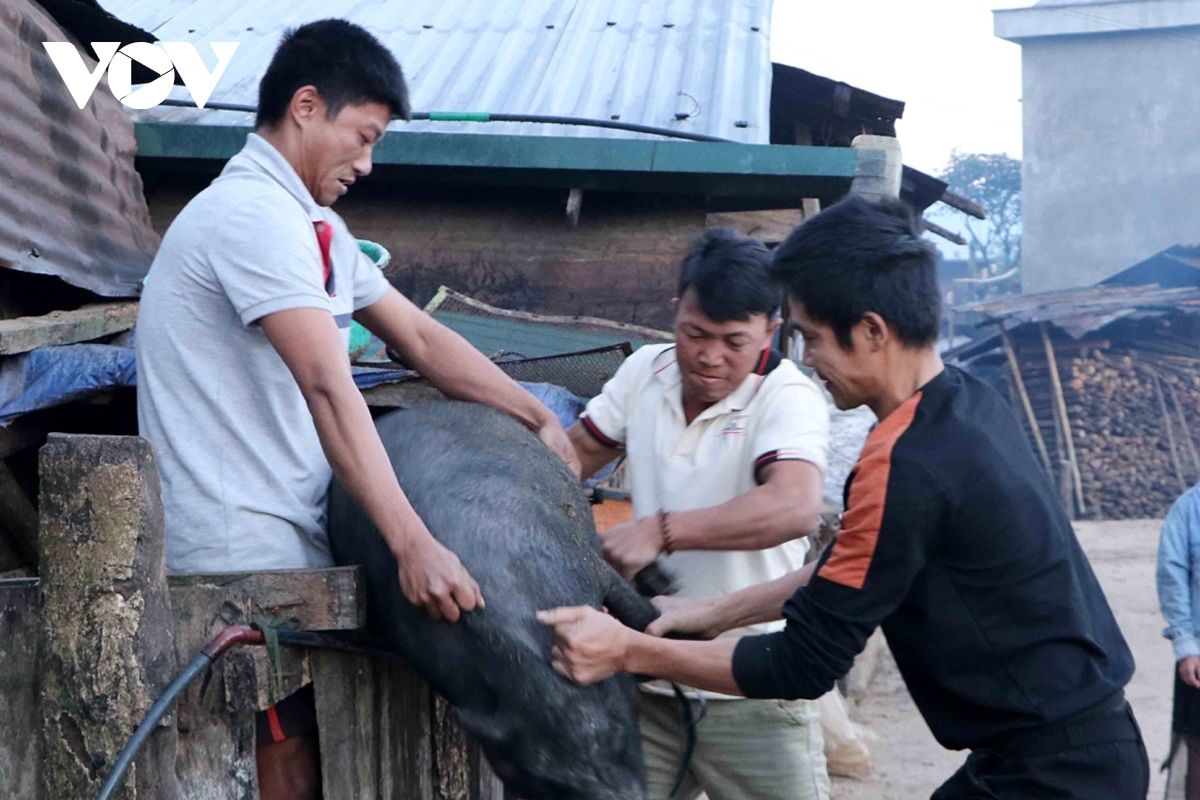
[136,20,576,799]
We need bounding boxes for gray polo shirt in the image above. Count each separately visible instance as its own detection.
[136,133,389,573]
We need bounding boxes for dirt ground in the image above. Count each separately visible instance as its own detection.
[830,519,1173,800]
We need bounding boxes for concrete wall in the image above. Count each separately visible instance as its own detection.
[142,179,704,330]
[1013,23,1200,292]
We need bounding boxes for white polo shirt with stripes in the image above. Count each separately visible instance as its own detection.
[582,343,829,688]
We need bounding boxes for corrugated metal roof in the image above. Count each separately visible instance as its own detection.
[0,0,160,297]
[100,0,772,143]
[960,284,1200,339]
[1100,244,1200,289]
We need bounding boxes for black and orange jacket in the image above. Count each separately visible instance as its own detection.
[732,366,1134,750]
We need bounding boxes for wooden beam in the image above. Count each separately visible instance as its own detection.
[1153,371,1188,493]
[922,217,967,245]
[1000,325,1053,479]
[168,566,365,631]
[939,189,987,220]
[1166,379,1200,479]
[1040,325,1086,516]
[0,302,138,355]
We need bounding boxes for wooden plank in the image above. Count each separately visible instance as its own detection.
[0,578,43,800]
[434,695,472,800]
[312,651,435,800]
[170,585,259,800]
[38,433,180,800]
[168,566,365,631]
[0,302,138,355]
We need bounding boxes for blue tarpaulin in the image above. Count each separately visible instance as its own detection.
[0,341,618,483]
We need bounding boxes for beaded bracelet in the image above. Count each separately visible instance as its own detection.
[657,509,676,555]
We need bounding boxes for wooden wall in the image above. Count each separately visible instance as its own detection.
[142,179,704,331]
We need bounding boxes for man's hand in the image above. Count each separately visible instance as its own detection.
[537,417,582,478]
[599,517,665,581]
[645,595,722,639]
[1180,655,1200,689]
[394,533,484,623]
[537,606,630,685]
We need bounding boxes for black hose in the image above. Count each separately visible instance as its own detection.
[155,99,734,143]
[93,625,265,800]
[668,682,708,798]
[94,652,210,800]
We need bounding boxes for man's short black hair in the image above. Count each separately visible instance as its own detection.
[256,19,411,128]
[677,229,781,323]
[770,195,941,348]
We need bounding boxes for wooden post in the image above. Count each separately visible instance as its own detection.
[1166,379,1200,480]
[1040,325,1085,516]
[1000,325,1053,478]
[38,434,179,800]
[0,577,43,800]
[1152,371,1188,493]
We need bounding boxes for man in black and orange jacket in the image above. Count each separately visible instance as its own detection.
[539,196,1151,799]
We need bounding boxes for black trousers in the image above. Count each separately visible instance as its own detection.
[931,698,1150,800]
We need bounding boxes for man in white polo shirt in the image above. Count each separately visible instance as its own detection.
[137,20,575,799]
[566,230,831,800]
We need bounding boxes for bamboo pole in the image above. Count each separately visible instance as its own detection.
[1000,324,1053,478]
[1152,370,1188,492]
[1166,379,1200,480]
[1041,324,1086,515]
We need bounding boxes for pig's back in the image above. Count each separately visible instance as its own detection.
[327,402,606,700]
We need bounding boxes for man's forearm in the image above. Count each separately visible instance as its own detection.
[706,562,817,634]
[668,467,821,552]
[623,634,743,696]
[305,376,427,553]
[400,317,552,431]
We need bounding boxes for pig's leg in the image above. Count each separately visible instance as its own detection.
[604,577,660,633]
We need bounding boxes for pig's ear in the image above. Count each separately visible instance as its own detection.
[455,708,517,745]
[603,577,660,633]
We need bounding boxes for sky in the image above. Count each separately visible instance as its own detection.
[770,0,1030,176]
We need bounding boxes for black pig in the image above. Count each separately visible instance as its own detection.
[328,401,659,800]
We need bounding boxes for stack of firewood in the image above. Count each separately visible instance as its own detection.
[999,331,1200,520]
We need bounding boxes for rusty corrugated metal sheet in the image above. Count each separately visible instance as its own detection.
[101,0,773,143]
[960,283,1200,339]
[0,0,159,297]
